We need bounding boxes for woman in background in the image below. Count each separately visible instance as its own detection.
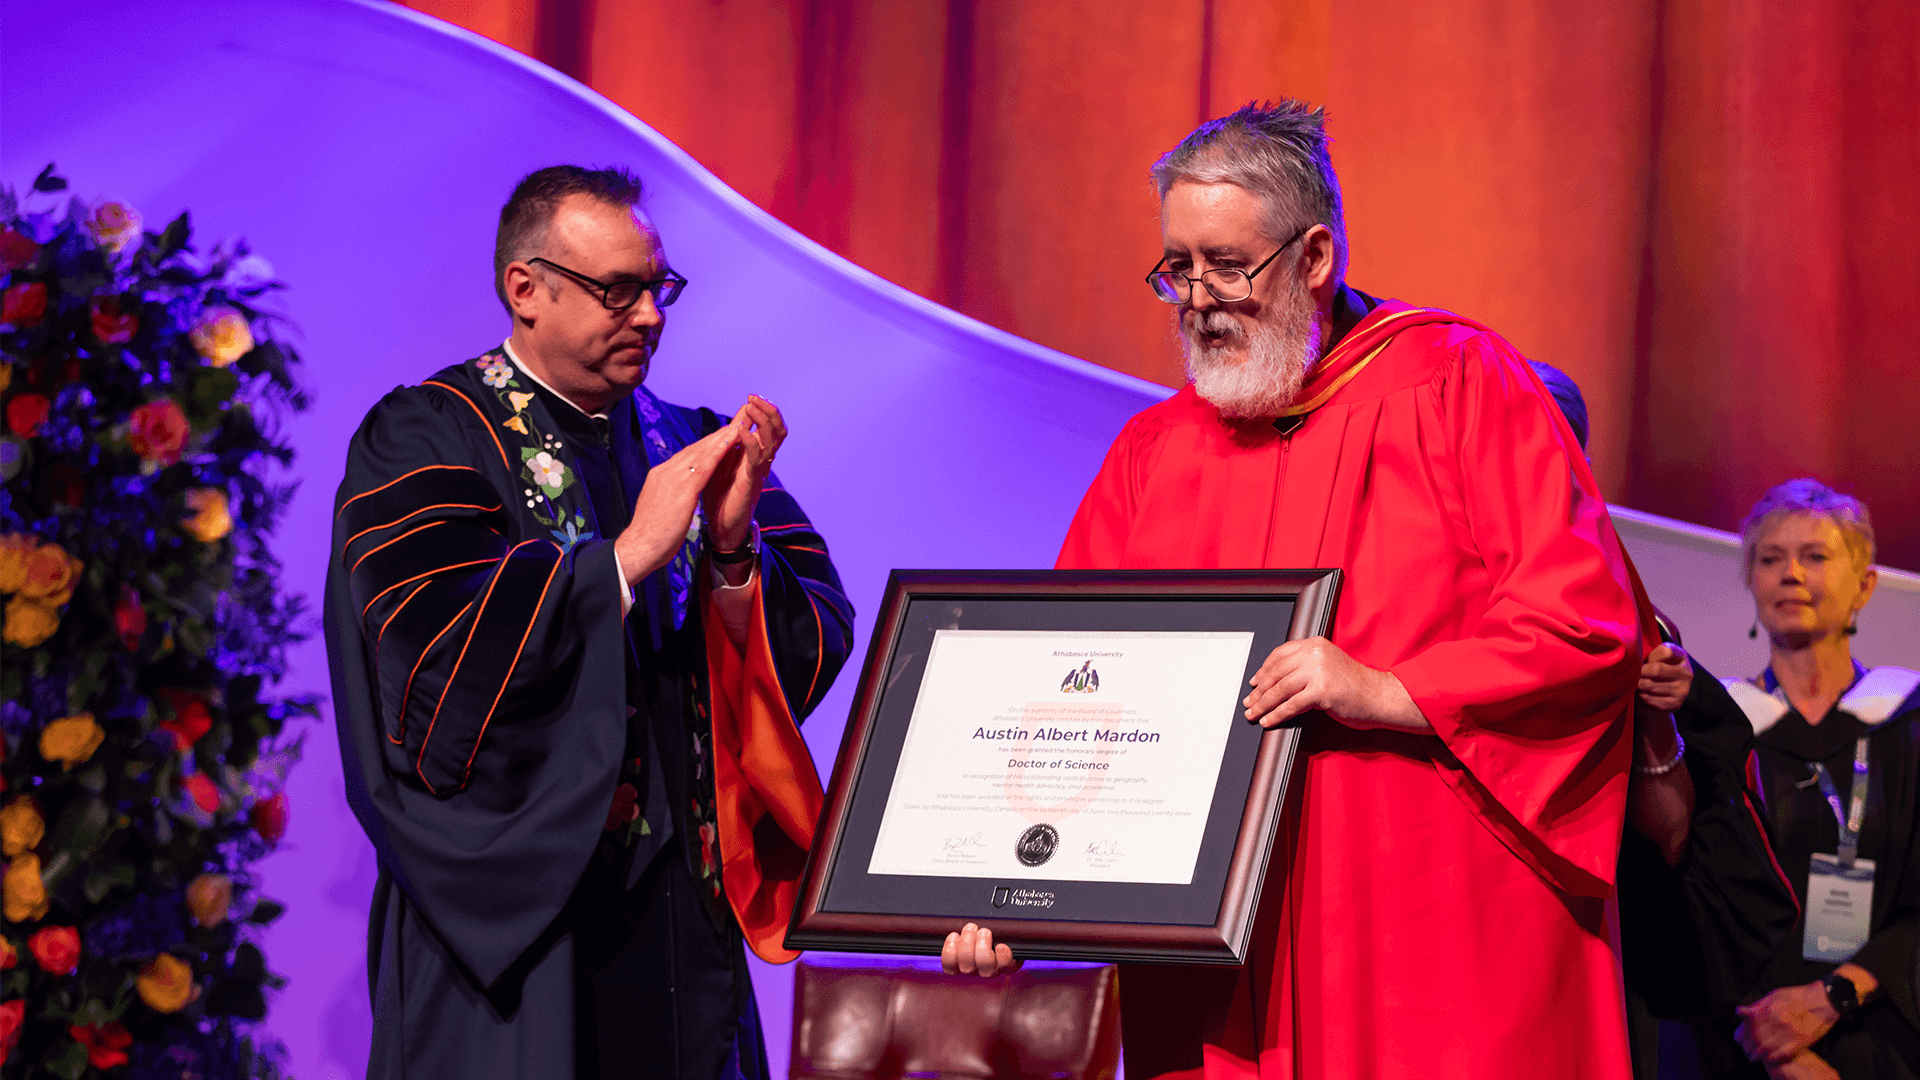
[1725,479,1920,1079]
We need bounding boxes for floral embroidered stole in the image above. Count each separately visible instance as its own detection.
[471,349,703,631]
[465,351,729,920]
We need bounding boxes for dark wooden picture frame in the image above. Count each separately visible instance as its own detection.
[786,568,1342,964]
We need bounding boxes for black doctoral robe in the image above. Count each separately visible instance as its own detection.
[1708,667,1920,1079]
[1617,654,1800,1078]
[323,350,853,1079]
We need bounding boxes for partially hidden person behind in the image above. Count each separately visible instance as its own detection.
[945,102,1646,1079]
[1718,479,1920,1080]
[1528,361,1801,1079]
[323,165,854,1079]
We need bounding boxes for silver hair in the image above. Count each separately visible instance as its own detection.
[1151,100,1348,284]
[1739,478,1876,581]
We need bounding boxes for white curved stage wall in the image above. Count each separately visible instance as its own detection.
[5,2,1917,1078]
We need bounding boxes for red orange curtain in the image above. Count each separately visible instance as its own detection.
[407,0,1920,569]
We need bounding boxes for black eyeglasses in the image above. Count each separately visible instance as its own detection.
[528,257,688,310]
[1145,223,1313,305]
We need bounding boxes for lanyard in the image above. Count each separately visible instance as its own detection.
[1809,737,1871,867]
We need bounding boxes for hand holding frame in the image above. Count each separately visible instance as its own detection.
[1242,636,1428,732]
[940,922,1022,978]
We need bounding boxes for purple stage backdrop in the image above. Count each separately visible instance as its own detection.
[7,2,1919,1078]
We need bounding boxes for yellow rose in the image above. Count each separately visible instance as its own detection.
[18,543,80,604]
[0,364,10,394]
[185,874,232,928]
[181,488,232,543]
[0,799,43,857]
[87,201,143,253]
[138,953,194,1013]
[40,714,104,770]
[0,534,34,593]
[3,854,48,923]
[3,595,60,648]
[188,307,254,368]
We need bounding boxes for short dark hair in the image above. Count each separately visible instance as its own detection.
[1527,360,1589,452]
[1151,101,1348,284]
[494,165,646,309]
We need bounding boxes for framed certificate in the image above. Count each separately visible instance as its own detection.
[785,569,1341,964]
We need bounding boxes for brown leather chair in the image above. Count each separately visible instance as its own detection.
[791,960,1122,1080]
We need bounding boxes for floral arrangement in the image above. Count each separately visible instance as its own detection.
[0,167,311,1078]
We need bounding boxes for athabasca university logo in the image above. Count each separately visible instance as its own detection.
[1060,660,1100,694]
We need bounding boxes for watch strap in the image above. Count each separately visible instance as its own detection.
[1824,971,1861,1017]
[710,522,759,565]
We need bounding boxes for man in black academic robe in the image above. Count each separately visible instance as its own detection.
[323,166,853,1079]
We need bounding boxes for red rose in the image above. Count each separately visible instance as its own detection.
[4,394,48,439]
[0,938,14,969]
[26,925,79,975]
[0,229,37,273]
[127,398,189,466]
[89,295,138,344]
[0,1000,21,1063]
[0,284,45,328]
[183,773,219,814]
[250,791,288,843]
[157,688,212,751]
[69,1021,133,1069]
[605,783,639,831]
[116,587,146,652]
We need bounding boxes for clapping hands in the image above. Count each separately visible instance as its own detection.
[703,395,785,553]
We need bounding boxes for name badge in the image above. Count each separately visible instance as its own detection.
[1804,853,1874,962]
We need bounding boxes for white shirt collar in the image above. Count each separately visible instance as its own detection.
[500,339,609,422]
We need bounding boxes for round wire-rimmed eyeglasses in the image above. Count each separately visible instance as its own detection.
[1144,222,1313,305]
[528,256,688,310]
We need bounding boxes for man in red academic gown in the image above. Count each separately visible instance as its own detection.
[944,102,1643,1078]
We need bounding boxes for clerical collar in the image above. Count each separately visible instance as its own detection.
[500,340,610,424]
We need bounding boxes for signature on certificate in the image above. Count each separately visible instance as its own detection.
[942,832,985,852]
[1084,839,1124,857]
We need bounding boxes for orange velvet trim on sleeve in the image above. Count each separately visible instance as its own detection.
[701,570,825,964]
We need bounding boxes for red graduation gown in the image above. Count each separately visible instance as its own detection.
[1058,301,1641,1079]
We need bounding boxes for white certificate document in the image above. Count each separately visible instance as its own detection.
[866,629,1255,885]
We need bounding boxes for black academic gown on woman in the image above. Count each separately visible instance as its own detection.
[1707,666,1920,1079]
[323,352,853,1079]
[1618,655,1802,1078]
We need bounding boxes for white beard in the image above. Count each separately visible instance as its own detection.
[1180,272,1322,419]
